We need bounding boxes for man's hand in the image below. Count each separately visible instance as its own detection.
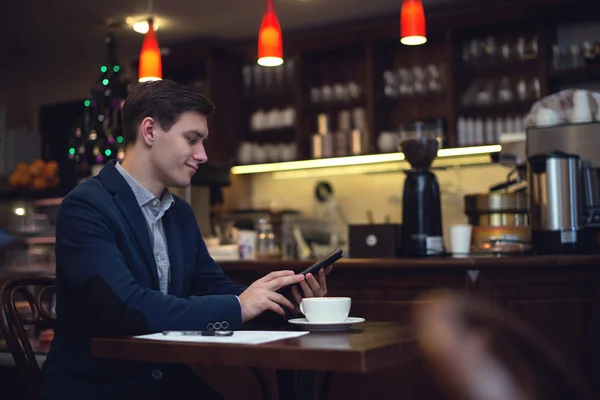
[291,265,333,307]
[238,271,305,323]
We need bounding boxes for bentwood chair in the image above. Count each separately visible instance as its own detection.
[0,276,56,400]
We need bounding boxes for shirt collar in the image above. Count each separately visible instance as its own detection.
[115,161,174,210]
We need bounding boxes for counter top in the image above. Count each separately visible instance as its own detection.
[3,254,600,279]
[218,254,600,272]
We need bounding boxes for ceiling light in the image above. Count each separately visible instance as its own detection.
[138,17,162,82]
[258,0,284,67]
[400,0,427,46]
[134,20,158,34]
[126,16,160,34]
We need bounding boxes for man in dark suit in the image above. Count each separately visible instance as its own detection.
[37,79,332,399]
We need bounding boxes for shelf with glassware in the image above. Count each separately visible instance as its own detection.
[452,21,549,148]
[227,4,562,171]
[371,32,453,153]
[299,44,370,161]
[237,60,299,165]
[550,39,600,87]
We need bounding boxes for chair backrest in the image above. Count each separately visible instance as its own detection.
[0,276,56,400]
[412,290,596,400]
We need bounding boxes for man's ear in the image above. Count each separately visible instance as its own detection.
[140,117,156,146]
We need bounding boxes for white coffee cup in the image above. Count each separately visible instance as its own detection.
[450,224,472,258]
[300,297,351,323]
[571,90,592,123]
[535,106,561,127]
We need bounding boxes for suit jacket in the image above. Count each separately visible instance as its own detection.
[37,160,247,399]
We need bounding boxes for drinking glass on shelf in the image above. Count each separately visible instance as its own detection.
[514,36,526,60]
[516,79,527,101]
[383,70,399,98]
[310,87,321,103]
[500,41,512,63]
[570,44,582,69]
[398,68,414,97]
[468,38,483,66]
[252,65,263,94]
[484,36,498,64]
[528,78,541,100]
[552,45,561,70]
[527,36,538,58]
[347,81,362,99]
[427,64,443,93]
[413,66,428,95]
[497,77,513,104]
[242,65,252,94]
[475,80,494,106]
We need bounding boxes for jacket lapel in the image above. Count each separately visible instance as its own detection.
[163,210,183,296]
[98,161,159,289]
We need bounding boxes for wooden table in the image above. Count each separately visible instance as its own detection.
[91,321,418,400]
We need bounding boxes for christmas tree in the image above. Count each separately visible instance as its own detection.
[68,33,131,179]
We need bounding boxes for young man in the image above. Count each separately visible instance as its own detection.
[37,79,332,400]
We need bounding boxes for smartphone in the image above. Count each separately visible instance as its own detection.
[299,249,343,277]
[276,249,343,318]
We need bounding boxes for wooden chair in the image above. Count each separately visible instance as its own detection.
[412,290,596,400]
[0,276,56,400]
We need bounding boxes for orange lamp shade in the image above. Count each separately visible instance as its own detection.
[138,19,162,82]
[400,0,427,46]
[257,0,283,67]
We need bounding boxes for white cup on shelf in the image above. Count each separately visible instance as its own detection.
[571,90,592,123]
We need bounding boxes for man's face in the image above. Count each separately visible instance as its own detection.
[150,111,209,189]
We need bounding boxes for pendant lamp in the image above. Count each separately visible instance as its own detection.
[257,0,283,67]
[400,0,427,46]
[138,17,162,82]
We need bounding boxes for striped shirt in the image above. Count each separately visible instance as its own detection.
[115,162,174,295]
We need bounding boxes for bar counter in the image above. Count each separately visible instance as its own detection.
[213,254,600,399]
[218,254,600,272]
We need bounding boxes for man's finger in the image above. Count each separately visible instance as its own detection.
[259,270,295,284]
[266,300,286,316]
[317,269,327,295]
[323,265,334,276]
[268,292,296,310]
[299,279,314,298]
[306,273,322,296]
[265,274,305,291]
[291,285,303,306]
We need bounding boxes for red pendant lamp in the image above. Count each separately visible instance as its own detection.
[138,17,162,82]
[257,0,283,67]
[400,0,427,46]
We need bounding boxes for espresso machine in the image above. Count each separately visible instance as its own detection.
[400,122,444,257]
[526,122,600,254]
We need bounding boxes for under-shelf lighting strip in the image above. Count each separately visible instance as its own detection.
[230,145,502,175]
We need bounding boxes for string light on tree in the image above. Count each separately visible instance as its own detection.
[67,33,131,179]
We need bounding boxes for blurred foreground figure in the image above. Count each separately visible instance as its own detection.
[412,290,595,400]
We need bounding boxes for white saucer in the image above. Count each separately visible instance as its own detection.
[288,317,365,332]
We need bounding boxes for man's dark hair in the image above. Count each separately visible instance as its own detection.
[122,79,215,146]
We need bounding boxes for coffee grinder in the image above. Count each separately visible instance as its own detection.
[400,122,445,257]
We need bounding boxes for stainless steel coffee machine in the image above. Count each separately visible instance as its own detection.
[526,122,600,254]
